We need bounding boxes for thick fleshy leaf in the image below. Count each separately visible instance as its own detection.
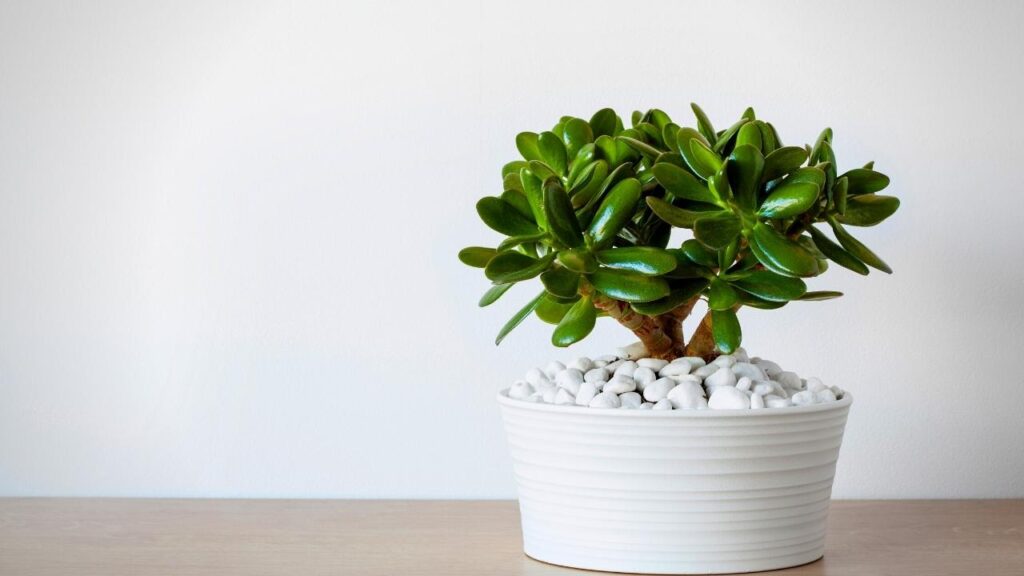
[727,145,765,210]
[713,117,750,153]
[646,197,704,228]
[798,291,843,301]
[688,138,723,180]
[630,279,709,315]
[459,246,496,268]
[837,195,900,227]
[552,296,597,347]
[535,294,575,324]
[748,222,821,277]
[828,218,892,273]
[476,197,540,236]
[501,189,533,220]
[519,168,547,230]
[557,248,598,274]
[586,177,642,248]
[675,127,710,178]
[808,226,869,275]
[589,268,670,303]
[731,270,807,302]
[502,160,528,178]
[758,121,778,154]
[708,277,740,311]
[691,103,717,145]
[651,162,718,204]
[540,267,580,298]
[485,252,555,283]
[833,176,849,215]
[543,181,583,247]
[527,160,557,182]
[738,292,788,309]
[694,212,742,249]
[762,146,808,182]
[841,168,890,194]
[515,132,542,161]
[779,166,826,188]
[680,239,718,268]
[569,160,609,209]
[736,122,762,151]
[495,291,544,345]
[562,118,593,161]
[589,108,618,138]
[479,283,513,307]
[664,250,708,279]
[809,127,832,164]
[618,136,662,161]
[758,182,820,219]
[596,247,678,276]
[502,172,524,193]
[497,230,547,252]
[711,309,741,353]
[538,131,568,176]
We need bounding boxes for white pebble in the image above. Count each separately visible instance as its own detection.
[752,382,774,396]
[708,386,751,410]
[642,378,676,402]
[638,402,654,410]
[775,371,803,389]
[750,392,765,409]
[525,368,549,387]
[593,360,608,368]
[830,385,844,398]
[791,390,817,406]
[659,362,692,378]
[712,354,736,368]
[652,398,674,410]
[568,357,594,372]
[596,354,618,363]
[705,367,737,388]
[816,389,837,402]
[589,391,622,409]
[616,341,648,360]
[732,362,767,381]
[681,356,707,368]
[604,359,625,372]
[632,367,657,390]
[736,376,753,392]
[613,360,638,378]
[766,396,791,408]
[619,391,642,408]
[509,381,534,400]
[637,358,669,371]
[753,358,783,377]
[544,361,566,379]
[555,369,584,395]
[604,375,637,394]
[542,387,558,403]
[806,377,827,393]
[733,347,750,363]
[693,364,719,379]
[575,382,598,406]
[667,381,708,409]
[584,368,608,383]
[554,388,575,405]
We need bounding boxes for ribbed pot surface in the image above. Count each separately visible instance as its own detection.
[497,391,852,574]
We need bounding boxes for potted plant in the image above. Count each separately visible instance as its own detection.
[459,105,898,574]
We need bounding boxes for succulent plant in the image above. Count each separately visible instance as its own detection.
[459,105,898,360]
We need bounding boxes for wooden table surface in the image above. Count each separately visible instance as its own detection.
[0,499,1021,575]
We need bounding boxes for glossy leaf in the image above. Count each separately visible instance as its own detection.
[748,222,821,277]
[762,146,808,182]
[687,138,724,180]
[552,296,597,347]
[543,182,583,247]
[738,291,787,310]
[828,218,892,273]
[535,294,573,324]
[557,248,598,274]
[736,122,762,151]
[652,162,718,204]
[540,267,580,299]
[479,282,513,307]
[501,189,533,220]
[538,131,568,176]
[562,118,593,161]
[646,197,704,228]
[691,103,717,145]
[833,176,849,215]
[518,168,548,230]
[708,277,740,311]
[711,309,741,353]
[497,230,547,252]
[596,247,678,276]
[798,291,843,301]
[731,270,807,302]
[809,127,832,164]
[586,177,641,248]
[694,212,742,249]
[758,181,820,219]
[589,268,671,303]
[619,136,661,161]
[630,279,709,315]
[841,168,890,194]
[727,145,765,210]
[675,127,710,178]
[476,197,540,236]
[502,160,527,178]
[837,195,900,226]
[495,291,544,345]
[807,226,869,275]
[589,108,618,137]
[515,132,542,161]
[458,247,496,268]
[484,252,555,283]
[713,117,750,153]
[680,239,718,268]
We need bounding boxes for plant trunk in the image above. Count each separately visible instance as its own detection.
[683,311,717,361]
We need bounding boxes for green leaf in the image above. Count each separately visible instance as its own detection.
[708,277,740,311]
[736,122,762,151]
[543,181,583,247]
[680,239,718,268]
[651,162,718,204]
[595,247,678,276]
[727,145,765,210]
[646,197,704,228]
[807,225,869,275]
[691,103,717,145]
[828,218,892,273]
[589,108,618,138]
[586,177,641,248]
[833,176,849,215]
[497,230,547,252]
[758,121,778,154]
[687,138,724,180]
[762,146,808,182]
[562,118,594,161]
[758,182,820,219]
[501,189,533,220]
[711,309,741,353]
[694,212,742,249]
[519,168,548,230]
[713,117,750,153]
[459,246,496,268]
[502,160,528,178]
[675,127,711,178]
[479,283,513,307]
[557,248,598,274]
[589,268,670,303]
[515,132,542,162]
[738,291,787,310]
[630,279,709,314]
[780,166,826,188]
[841,168,890,194]
[495,291,544,345]
[538,131,568,176]
[748,222,821,277]
[837,195,900,227]
[540,267,580,298]
[808,127,832,164]
[552,296,597,347]
[618,136,662,161]
[798,290,843,301]
[731,270,807,302]
[484,252,555,283]
[476,197,540,236]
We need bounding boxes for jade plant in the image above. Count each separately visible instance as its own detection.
[459,105,898,360]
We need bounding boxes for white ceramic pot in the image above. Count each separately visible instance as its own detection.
[497,390,852,574]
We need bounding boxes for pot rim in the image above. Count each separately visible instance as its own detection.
[497,388,852,418]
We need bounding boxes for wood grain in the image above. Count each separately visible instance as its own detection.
[0,499,1021,575]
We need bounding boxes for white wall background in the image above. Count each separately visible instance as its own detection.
[1,0,1022,499]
